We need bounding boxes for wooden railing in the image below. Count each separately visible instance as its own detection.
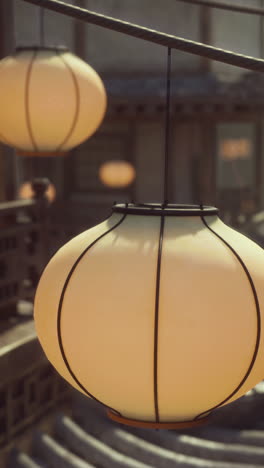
[0,181,114,453]
[0,179,72,455]
[0,179,51,317]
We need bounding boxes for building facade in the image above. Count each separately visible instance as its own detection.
[1,0,264,230]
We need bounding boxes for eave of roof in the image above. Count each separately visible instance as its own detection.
[104,71,264,101]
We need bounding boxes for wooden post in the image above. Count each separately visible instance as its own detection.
[31,177,51,271]
[0,1,16,201]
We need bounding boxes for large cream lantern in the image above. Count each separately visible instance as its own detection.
[34,203,264,429]
[0,46,106,156]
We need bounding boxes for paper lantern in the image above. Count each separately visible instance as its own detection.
[0,46,106,156]
[19,181,56,203]
[99,160,135,187]
[34,203,264,429]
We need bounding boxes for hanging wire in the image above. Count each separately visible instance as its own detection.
[174,0,264,17]
[39,6,45,46]
[164,48,172,205]
[21,0,264,73]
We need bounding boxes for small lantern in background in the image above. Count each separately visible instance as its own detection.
[19,180,56,203]
[99,160,136,188]
[0,46,106,157]
[219,138,252,161]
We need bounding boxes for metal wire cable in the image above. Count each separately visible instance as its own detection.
[21,0,264,72]
[175,0,264,17]
[164,48,171,205]
[39,6,45,46]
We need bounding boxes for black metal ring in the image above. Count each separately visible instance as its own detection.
[112,203,218,216]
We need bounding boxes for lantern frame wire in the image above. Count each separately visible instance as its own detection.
[112,203,218,215]
[107,410,210,429]
[153,210,165,422]
[25,49,39,153]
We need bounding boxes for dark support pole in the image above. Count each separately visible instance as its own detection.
[260,0,264,59]
[63,0,87,199]
[0,1,16,201]
[200,5,211,73]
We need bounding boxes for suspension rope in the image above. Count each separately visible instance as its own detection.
[39,6,45,46]
[164,48,172,205]
[21,0,264,73]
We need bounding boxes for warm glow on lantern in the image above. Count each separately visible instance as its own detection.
[19,181,56,203]
[34,203,264,429]
[0,46,106,156]
[99,160,136,188]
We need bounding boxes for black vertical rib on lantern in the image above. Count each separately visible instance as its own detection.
[195,212,261,420]
[55,50,81,152]
[57,212,127,415]
[25,49,39,152]
[153,211,165,422]
[153,47,171,421]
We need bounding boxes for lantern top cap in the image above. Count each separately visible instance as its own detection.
[112,203,218,216]
[15,45,69,53]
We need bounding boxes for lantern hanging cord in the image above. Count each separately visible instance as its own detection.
[175,0,264,17]
[21,0,264,73]
[164,48,171,206]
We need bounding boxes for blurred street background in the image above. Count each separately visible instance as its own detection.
[2,1,264,467]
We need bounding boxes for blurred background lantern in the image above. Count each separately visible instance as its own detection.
[99,160,136,188]
[19,180,56,203]
[219,138,252,161]
[0,46,107,157]
[34,203,264,429]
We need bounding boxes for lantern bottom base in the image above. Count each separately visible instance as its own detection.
[17,150,68,157]
[107,410,209,430]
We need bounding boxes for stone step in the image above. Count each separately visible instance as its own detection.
[55,414,154,468]
[7,449,46,468]
[181,426,264,448]
[100,427,264,468]
[126,426,264,465]
[7,395,264,468]
[32,431,95,468]
[72,397,264,466]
